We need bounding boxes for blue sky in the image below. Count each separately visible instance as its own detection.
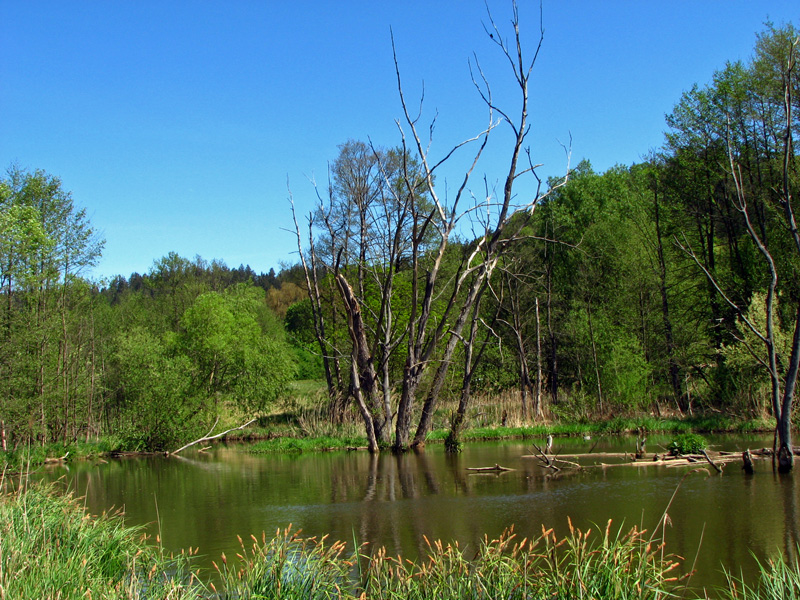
[2,1,797,281]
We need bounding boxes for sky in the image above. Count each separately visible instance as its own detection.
[2,1,798,282]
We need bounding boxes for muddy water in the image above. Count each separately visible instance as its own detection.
[39,434,799,592]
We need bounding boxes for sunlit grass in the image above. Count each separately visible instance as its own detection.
[213,526,351,599]
[358,520,684,600]
[719,550,800,599]
[0,482,202,599]
[0,438,123,471]
[248,435,367,453]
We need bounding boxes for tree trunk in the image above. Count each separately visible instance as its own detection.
[586,301,603,412]
[535,296,543,418]
[653,185,682,407]
[335,273,382,452]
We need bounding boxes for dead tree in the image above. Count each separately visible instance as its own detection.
[404,3,570,449]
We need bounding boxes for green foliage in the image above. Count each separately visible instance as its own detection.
[721,292,793,414]
[112,326,200,451]
[0,166,105,448]
[669,433,708,455]
[180,285,297,414]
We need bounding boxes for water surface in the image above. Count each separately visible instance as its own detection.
[39,434,799,592]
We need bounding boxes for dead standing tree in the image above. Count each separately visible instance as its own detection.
[292,142,417,448]
[406,3,569,449]
[292,2,567,452]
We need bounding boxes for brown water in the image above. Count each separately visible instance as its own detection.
[38,434,800,593]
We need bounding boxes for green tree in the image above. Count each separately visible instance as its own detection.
[0,167,104,447]
[179,285,296,415]
[111,327,197,451]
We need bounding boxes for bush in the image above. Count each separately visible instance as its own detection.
[669,433,707,455]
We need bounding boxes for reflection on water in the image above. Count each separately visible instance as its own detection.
[38,434,798,592]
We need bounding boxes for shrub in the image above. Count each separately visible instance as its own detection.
[669,433,707,455]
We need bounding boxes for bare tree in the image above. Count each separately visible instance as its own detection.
[291,2,569,452]
[678,35,798,471]
[404,3,569,448]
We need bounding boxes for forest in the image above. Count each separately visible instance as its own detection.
[1,21,798,468]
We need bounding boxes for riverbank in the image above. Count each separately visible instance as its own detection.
[1,482,795,600]
[0,410,775,468]
[244,412,774,453]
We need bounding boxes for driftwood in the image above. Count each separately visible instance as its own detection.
[44,452,69,464]
[466,463,514,473]
[530,441,560,472]
[168,418,257,456]
[522,445,800,474]
[701,449,723,474]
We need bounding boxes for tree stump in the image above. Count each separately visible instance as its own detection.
[742,449,754,474]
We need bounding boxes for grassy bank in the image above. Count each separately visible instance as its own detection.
[245,411,773,454]
[0,482,202,600]
[1,483,798,599]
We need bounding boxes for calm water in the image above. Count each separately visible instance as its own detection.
[37,434,800,592]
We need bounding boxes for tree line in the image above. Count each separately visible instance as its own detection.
[1,15,797,466]
[0,177,300,452]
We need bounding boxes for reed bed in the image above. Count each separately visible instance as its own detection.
[0,481,201,600]
[358,520,682,600]
[209,520,684,599]
[212,526,352,599]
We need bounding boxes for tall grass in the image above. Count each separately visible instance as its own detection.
[359,520,683,600]
[719,551,800,599]
[211,519,685,599]
[0,481,201,600]
[213,526,351,599]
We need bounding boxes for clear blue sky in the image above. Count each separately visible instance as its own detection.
[2,1,797,281]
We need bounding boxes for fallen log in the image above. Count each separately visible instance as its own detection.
[44,452,69,464]
[529,442,561,472]
[701,449,723,474]
[466,464,514,472]
[168,418,257,456]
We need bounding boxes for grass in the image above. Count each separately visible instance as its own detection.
[244,384,770,454]
[358,520,683,600]
[0,481,202,600]
[209,519,686,599]
[248,434,368,453]
[212,526,352,599]
[720,551,800,599]
[2,483,799,599]
[0,438,123,472]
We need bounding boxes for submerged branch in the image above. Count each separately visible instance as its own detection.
[168,418,256,456]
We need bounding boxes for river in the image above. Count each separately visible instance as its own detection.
[37,433,799,594]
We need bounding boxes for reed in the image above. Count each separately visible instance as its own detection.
[0,482,201,600]
[719,551,800,600]
[212,526,351,599]
[359,520,683,600]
